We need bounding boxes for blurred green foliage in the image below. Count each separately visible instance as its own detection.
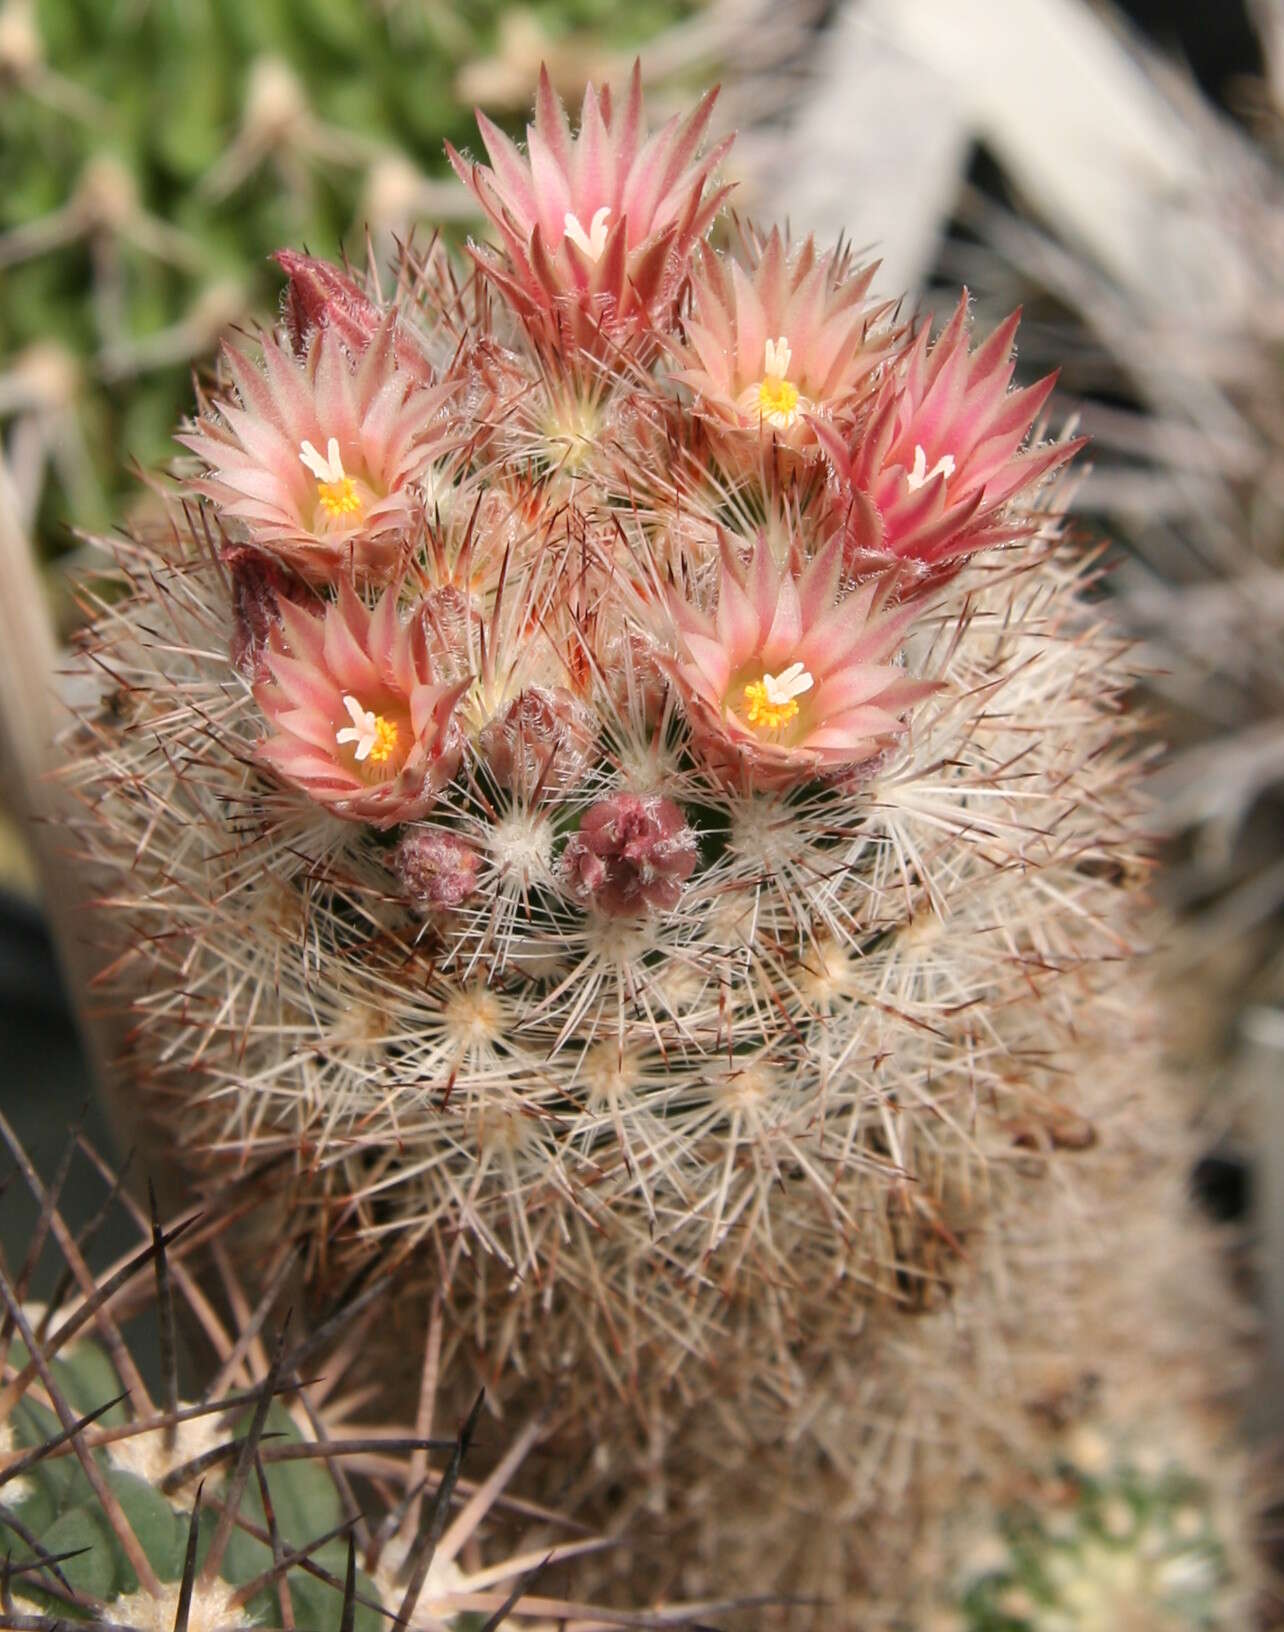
[956,1459,1230,1631]
[0,0,696,566]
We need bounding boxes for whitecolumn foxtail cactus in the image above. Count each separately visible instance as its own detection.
[60,63,1191,1620]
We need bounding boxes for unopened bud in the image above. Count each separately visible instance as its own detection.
[274,250,434,383]
[393,828,479,912]
[275,250,382,358]
[416,586,475,671]
[226,549,311,683]
[479,685,595,796]
[560,794,697,915]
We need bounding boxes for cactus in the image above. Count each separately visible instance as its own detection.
[0,1112,692,1630]
[949,1462,1233,1632]
[60,65,1251,1621]
[922,1409,1255,1632]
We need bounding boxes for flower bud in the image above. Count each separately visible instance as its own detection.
[392,828,479,912]
[273,250,434,383]
[274,251,381,358]
[226,548,311,683]
[560,794,697,916]
[416,585,475,672]
[478,686,595,796]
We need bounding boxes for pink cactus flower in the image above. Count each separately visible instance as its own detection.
[254,580,469,827]
[661,533,933,789]
[560,794,697,915]
[447,63,732,345]
[180,324,456,587]
[392,828,479,911]
[814,294,1082,584]
[669,232,896,460]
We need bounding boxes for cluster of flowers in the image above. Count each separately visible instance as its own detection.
[181,64,1073,932]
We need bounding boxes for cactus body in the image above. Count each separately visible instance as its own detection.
[61,67,1256,1622]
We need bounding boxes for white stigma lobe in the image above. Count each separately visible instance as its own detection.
[563,206,612,261]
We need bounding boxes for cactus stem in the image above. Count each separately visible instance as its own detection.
[0,1389,127,1490]
[0,1541,104,1625]
[226,1511,367,1615]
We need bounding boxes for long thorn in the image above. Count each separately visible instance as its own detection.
[252,1453,293,1632]
[0,1391,128,1490]
[0,1216,199,1422]
[479,1555,552,1632]
[0,1290,160,1597]
[43,1148,136,1331]
[199,1322,288,1587]
[339,1536,356,1632]
[171,1481,204,1632]
[149,1181,180,1449]
[395,1390,485,1628]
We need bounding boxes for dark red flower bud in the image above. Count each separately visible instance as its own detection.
[560,794,697,916]
[226,548,312,683]
[273,250,434,383]
[479,686,595,796]
[392,828,479,912]
[274,251,382,357]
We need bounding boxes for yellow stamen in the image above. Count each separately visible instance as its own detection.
[742,680,799,731]
[741,660,814,732]
[757,375,800,423]
[316,475,362,518]
[300,438,364,522]
[367,716,399,764]
[336,693,400,767]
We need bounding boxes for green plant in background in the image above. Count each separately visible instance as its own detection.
[0,1113,673,1630]
[0,0,710,597]
[939,1425,1244,1632]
